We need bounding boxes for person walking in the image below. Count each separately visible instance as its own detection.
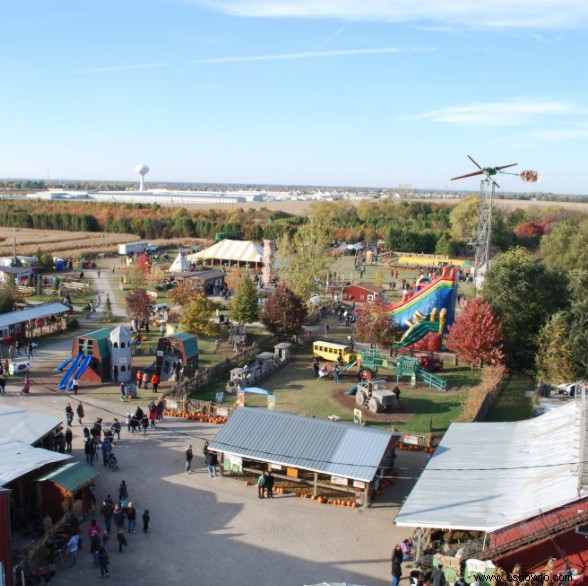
[151,373,159,394]
[118,481,128,502]
[312,358,319,378]
[111,419,121,442]
[265,472,274,498]
[185,444,193,474]
[141,414,149,436]
[393,386,401,404]
[257,472,266,499]
[391,555,402,586]
[66,531,80,569]
[333,364,341,383]
[65,427,73,453]
[142,510,150,533]
[65,403,74,426]
[76,401,85,425]
[431,564,446,586]
[0,372,5,395]
[98,546,109,578]
[126,503,137,533]
[136,370,143,390]
[116,527,127,553]
[206,451,218,477]
[101,499,114,533]
[90,529,101,568]
[19,375,31,396]
[119,382,126,401]
[157,398,165,421]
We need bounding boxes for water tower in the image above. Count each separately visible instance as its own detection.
[135,163,149,192]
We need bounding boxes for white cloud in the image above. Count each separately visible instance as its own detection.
[194,0,588,29]
[75,64,166,75]
[401,101,579,126]
[193,46,435,64]
[510,125,588,142]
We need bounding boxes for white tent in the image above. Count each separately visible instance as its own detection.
[169,252,191,274]
[186,239,263,265]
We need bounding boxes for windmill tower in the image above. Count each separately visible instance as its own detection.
[452,155,540,291]
[135,163,150,192]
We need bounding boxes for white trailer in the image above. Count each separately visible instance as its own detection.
[118,241,148,255]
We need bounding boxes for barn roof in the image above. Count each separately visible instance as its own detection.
[0,437,70,487]
[0,404,63,445]
[0,302,70,330]
[167,331,198,358]
[35,461,98,492]
[209,408,397,483]
[395,399,584,532]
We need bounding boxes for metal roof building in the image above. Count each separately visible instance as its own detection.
[0,302,70,330]
[35,461,98,492]
[0,437,70,487]
[395,400,583,532]
[0,404,63,445]
[209,407,397,483]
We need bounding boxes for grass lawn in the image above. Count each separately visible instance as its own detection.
[191,346,474,433]
[484,373,535,422]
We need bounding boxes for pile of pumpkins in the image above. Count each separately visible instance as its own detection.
[397,443,436,454]
[162,409,227,424]
[297,493,359,507]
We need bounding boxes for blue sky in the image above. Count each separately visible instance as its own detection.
[2,0,588,194]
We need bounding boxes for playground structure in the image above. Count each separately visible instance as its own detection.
[355,379,398,413]
[228,323,247,347]
[57,326,133,391]
[226,342,292,393]
[394,307,446,351]
[343,349,447,392]
[155,332,199,381]
[234,386,276,410]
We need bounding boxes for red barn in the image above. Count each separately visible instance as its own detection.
[342,282,384,303]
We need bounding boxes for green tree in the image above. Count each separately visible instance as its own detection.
[103,294,114,322]
[450,195,479,242]
[0,286,16,314]
[179,292,221,338]
[278,216,331,300]
[229,277,260,324]
[260,285,308,341]
[482,247,566,369]
[540,220,588,274]
[568,270,588,378]
[125,288,154,331]
[536,311,575,383]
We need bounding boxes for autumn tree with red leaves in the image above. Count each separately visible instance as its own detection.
[354,297,402,347]
[260,285,308,341]
[125,287,154,331]
[446,298,504,368]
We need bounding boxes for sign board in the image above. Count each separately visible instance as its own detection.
[216,406,229,418]
[353,408,363,426]
[226,454,243,474]
[146,291,158,300]
[286,467,299,478]
[403,435,419,446]
[271,464,282,471]
[236,391,245,407]
[215,392,225,404]
[156,350,164,357]
[330,475,348,487]
[267,394,276,411]
[353,480,366,489]
[165,400,178,410]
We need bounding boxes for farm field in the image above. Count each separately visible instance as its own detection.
[0,227,141,257]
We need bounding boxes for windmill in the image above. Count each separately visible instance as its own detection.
[451,155,540,290]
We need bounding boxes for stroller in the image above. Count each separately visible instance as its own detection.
[108,452,119,472]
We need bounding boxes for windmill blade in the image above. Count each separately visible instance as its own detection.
[493,180,500,189]
[451,169,484,181]
[468,155,482,169]
[496,163,517,171]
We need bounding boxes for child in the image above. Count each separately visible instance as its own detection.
[142,509,150,533]
[125,412,131,432]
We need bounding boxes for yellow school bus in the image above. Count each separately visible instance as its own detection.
[312,341,357,364]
